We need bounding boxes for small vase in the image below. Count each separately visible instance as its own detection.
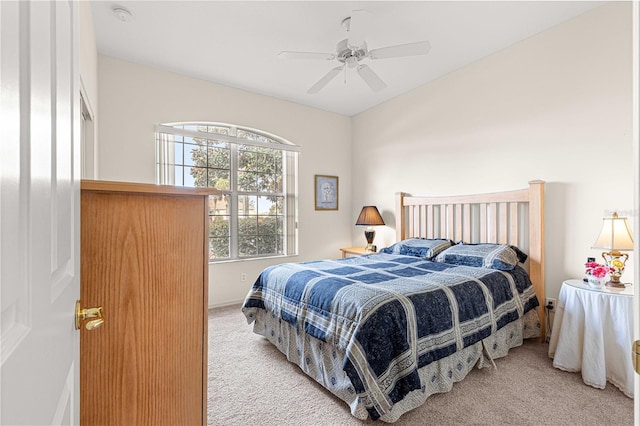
[587,275,606,288]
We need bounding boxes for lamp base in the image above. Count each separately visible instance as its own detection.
[602,250,629,288]
[363,228,375,253]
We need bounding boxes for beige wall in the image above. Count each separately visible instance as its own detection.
[351,3,634,302]
[79,1,98,110]
[96,56,352,307]
[79,1,98,178]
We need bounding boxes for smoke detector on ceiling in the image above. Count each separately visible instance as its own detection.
[112,6,133,23]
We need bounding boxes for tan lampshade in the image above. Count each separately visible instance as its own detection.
[355,206,385,226]
[592,212,634,251]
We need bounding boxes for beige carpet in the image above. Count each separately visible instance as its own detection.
[208,304,633,425]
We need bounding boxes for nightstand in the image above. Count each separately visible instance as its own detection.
[340,246,369,258]
[548,279,634,397]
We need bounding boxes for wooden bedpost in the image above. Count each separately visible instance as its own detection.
[395,192,406,242]
[528,180,546,342]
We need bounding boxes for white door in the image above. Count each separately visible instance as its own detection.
[634,2,639,424]
[1,1,80,424]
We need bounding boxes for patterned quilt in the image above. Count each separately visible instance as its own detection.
[242,253,539,420]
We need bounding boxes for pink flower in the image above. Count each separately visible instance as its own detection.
[590,266,608,278]
[584,261,600,269]
[585,262,615,278]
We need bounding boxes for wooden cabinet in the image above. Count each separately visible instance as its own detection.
[79,180,217,425]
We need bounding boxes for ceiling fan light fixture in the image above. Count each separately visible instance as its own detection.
[345,57,358,68]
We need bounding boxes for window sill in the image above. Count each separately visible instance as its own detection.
[208,254,299,265]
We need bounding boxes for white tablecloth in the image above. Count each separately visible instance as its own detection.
[548,279,634,397]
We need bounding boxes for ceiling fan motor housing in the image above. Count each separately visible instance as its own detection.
[336,39,368,67]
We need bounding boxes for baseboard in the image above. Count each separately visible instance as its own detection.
[208,300,243,310]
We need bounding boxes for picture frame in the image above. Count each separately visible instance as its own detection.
[314,175,339,211]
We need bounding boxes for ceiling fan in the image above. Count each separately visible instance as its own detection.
[278,10,431,94]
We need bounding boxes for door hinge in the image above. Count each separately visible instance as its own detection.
[632,340,640,375]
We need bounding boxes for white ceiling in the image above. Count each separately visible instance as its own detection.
[91,1,604,116]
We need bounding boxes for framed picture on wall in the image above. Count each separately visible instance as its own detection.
[314,175,339,211]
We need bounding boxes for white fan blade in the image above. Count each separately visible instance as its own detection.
[347,9,370,48]
[279,51,336,61]
[307,66,344,94]
[369,41,431,60]
[356,64,386,92]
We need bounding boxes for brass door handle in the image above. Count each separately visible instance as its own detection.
[75,300,104,330]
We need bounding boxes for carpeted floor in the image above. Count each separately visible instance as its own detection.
[208,304,633,425]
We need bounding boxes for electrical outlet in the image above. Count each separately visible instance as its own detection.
[240,273,247,281]
[545,297,556,310]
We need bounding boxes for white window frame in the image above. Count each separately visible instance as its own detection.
[155,122,299,262]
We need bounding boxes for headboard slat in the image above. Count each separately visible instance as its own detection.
[440,206,447,239]
[480,204,487,243]
[509,202,519,246]
[446,205,454,240]
[419,206,426,238]
[454,204,462,241]
[499,203,508,244]
[463,204,471,243]
[488,203,498,243]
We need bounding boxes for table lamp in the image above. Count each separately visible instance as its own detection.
[356,206,385,253]
[592,212,634,287]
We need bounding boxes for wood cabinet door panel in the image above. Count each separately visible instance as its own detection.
[80,190,206,425]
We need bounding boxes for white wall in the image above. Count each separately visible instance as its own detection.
[96,56,352,307]
[79,1,98,177]
[79,1,98,111]
[351,3,634,302]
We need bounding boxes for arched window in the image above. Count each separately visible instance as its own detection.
[156,122,299,261]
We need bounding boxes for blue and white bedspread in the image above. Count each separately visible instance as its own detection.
[242,253,539,420]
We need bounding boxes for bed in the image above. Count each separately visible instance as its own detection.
[242,181,545,422]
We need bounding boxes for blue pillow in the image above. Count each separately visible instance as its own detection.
[434,243,528,271]
[379,238,454,260]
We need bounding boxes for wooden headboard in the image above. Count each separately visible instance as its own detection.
[395,180,545,341]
